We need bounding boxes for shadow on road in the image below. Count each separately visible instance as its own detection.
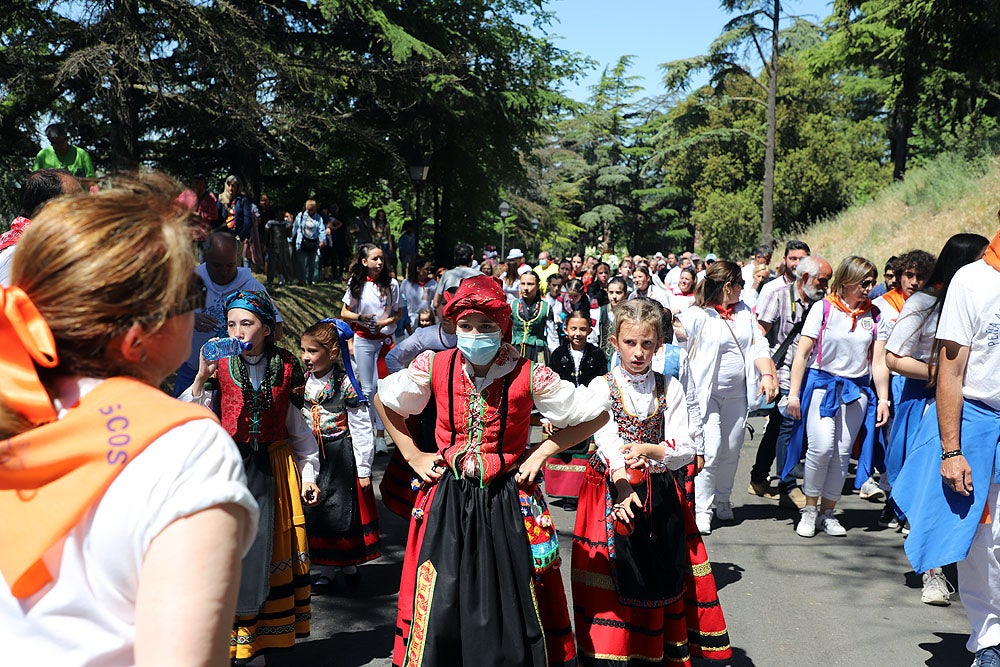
[920,632,971,666]
[710,561,745,590]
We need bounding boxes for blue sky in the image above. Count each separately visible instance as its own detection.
[541,0,833,101]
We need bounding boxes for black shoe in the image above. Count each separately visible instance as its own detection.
[877,504,899,529]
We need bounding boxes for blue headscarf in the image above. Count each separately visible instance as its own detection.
[319,317,368,405]
[224,290,277,331]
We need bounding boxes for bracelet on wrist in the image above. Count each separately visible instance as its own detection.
[941,449,964,460]
[878,399,891,406]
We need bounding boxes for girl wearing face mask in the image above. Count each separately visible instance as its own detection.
[375,275,608,667]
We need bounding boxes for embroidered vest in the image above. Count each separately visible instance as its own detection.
[219,348,296,444]
[606,371,667,446]
[429,348,534,485]
[511,298,549,348]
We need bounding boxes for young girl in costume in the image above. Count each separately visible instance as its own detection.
[511,270,550,363]
[543,311,608,510]
[1,176,258,665]
[341,243,401,455]
[375,275,608,667]
[573,298,732,667]
[299,319,381,589]
[182,290,320,666]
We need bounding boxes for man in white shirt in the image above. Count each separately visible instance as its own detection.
[173,232,283,396]
[749,253,831,509]
[897,236,1000,667]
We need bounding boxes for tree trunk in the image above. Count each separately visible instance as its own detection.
[760,0,780,249]
[109,0,140,173]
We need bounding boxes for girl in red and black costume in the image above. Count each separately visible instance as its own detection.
[182,290,319,666]
[573,298,732,666]
[376,275,608,667]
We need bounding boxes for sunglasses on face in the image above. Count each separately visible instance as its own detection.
[859,278,876,289]
[169,274,207,317]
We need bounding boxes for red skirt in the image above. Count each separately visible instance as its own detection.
[380,447,421,520]
[571,462,732,666]
[308,478,381,567]
[543,438,595,499]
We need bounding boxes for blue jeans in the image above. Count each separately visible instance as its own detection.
[975,647,1000,667]
[750,389,798,494]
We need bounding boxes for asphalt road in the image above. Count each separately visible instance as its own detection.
[271,416,974,667]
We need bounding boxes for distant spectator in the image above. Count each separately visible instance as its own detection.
[33,123,95,179]
[433,242,480,308]
[0,169,82,286]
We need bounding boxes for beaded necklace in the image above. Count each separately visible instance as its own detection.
[229,349,280,450]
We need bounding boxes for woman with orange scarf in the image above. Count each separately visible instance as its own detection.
[0,176,259,666]
[784,256,891,538]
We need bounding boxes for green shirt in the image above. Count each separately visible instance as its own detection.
[33,145,96,178]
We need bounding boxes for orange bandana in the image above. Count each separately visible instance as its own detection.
[827,294,872,332]
[984,230,1000,273]
[0,377,218,599]
[0,287,59,426]
[882,287,907,315]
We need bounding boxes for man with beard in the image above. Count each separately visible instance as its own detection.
[748,254,833,509]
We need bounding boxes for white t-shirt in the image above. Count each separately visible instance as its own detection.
[0,246,14,286]
[885,291,938,363]
[343,278,401,336]
[1,378,258,666]
[664,266,682,291]
[182,265,284,374]
[936,260,1000,410]
[400,278,436,326]
[872,292,904,342]
[801,298,878,379]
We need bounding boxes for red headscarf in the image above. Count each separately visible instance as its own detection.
[443,275,512,342]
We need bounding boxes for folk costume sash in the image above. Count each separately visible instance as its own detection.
[0,377,217,598]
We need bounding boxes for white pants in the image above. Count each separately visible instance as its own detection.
[353,335,385,432]
[802,388,866,501]
[958,481,1000,653]
[695,392,748,517]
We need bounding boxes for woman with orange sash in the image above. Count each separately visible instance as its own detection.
[0,176,259,666]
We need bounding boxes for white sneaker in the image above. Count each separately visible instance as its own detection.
[715,501,734,521]
[859,478,886,502]
[921,570,954,606]
[796,506,818,538]
[696,513,713,535]
[375,436,388,454]
[818,510,847,536]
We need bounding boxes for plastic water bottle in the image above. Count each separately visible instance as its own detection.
[202,337,251,361]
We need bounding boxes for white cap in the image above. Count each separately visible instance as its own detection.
[506,248,524,260]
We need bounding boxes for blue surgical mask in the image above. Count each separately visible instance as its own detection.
[456,331,502,365]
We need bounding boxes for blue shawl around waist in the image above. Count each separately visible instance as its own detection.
[895,399,1000,574]
[782,368,876,487]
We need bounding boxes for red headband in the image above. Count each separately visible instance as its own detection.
[443,275,512,342]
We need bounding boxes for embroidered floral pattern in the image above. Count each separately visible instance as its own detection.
[405,560,438,667]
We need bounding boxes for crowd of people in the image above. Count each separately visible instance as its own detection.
[2,167,1000,667]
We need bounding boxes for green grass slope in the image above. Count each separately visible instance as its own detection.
[788,152,1000,270]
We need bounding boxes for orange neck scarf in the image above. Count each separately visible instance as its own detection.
[983,230,1000,272]
[0,377,218,599]
[882,287,907,314]
[827,293,872,332]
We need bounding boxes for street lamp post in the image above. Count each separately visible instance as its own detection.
[499,201,510,261]
[530,218,539,257]
[408,162,430,258]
